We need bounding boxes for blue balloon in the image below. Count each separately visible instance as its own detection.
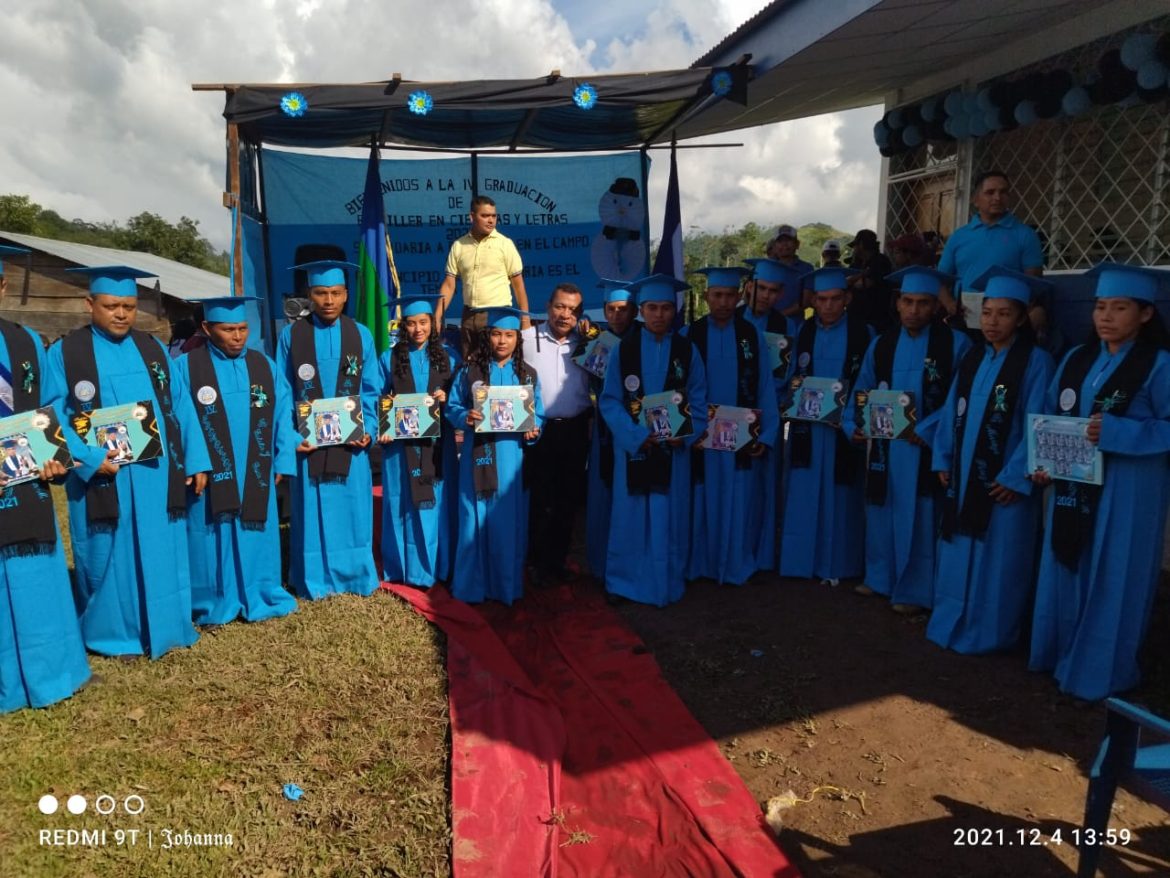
[873,125,889,148]
[963,94,980,115]
[1014,100,1038,126]
[983,107,1003,131]
[1137,59,1168,90]
[1119,91,1142,108]
[1121,33,1158,72]
[951,114,971,139]
[902,124,923,147]
[920,97,939,122]
[976,87,995,111]
[1062,86,1092,116]
[943,117,957,137]
[943,90,965,117]
[887,108,904,129]
[969,115,990,138]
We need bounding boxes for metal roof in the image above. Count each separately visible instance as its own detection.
[0,231,229,302]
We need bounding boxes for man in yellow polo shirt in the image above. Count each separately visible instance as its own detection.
[437,195,530,353]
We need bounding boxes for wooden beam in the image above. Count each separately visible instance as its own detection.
[227,122,244,296]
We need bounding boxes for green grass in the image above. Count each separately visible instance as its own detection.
[0,582,450,877]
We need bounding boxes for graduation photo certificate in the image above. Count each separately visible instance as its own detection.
[81,401,163,465]
[699,404,762,452]
[473,385,537,434]
[573,330,621,379]
[295,395,366,448]
[763,332,792,374]
[854,389,918,440]
[0,406,74,487]
[378,392,441,441]
[1027,413,1104,486]
[639,390,694,441]
[783,375,850,426]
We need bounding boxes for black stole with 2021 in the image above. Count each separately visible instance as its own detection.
[0,318,57,552]
[389,341,451,509]
[618,324,692,495]
[185,345,274,527]
[688,314,760,477]
[940,338,1032,540]
[289,316,363,481]
[62,327,187,524]
[1049,341,1156,569]
[789,314,869,484]
[465,359,536,499]
[866,323,954,505]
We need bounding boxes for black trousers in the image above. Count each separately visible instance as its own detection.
[527,410,592,573]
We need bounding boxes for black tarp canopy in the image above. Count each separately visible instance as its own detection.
[205,66,751,151]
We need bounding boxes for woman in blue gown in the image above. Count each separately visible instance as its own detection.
[377,294,459,588]
[928,267,1054,654]
[446,307,543,605]
[1028,263,1170,700]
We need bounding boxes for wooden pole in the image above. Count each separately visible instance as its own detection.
[225,120,244,296]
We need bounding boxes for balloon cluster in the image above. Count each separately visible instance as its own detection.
[873,30,1170,155]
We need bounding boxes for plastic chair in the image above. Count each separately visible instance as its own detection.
[1077,697,1170,878]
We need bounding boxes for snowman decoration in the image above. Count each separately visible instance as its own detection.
[590,177,646,281]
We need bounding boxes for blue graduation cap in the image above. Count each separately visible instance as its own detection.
[804,267,859,293]
[971,265,1052,305]
[626,274,689,305]
[0,244,29,276]
[392,292,442,317]
[694,266,751,289]
[484,306,530,331]
[198,296,262,323]
[596,277,634,304]
[291,260,358,288]
[885,267,955,297]
[743,257,799,286]
[66,265,156,298]
[1084,262,1170,302]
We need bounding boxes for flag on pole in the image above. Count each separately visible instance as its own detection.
[357,145,394,354]
[651,144,686,326]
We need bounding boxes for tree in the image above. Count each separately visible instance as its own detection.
[0,195,41,233]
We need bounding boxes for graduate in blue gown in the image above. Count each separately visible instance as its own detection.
[377,293,459,587]
[44,266,211,659]
[276,260,381,599]
[585,281,637,580]
[0,245,91,711]
[599,275,707,606]
[928,267,1054,654]
[1029,263,1170,699]
[853,268,972,611]
[685,266,779,585]
[176,296,298,625]
[446,307,544,604]
[779,268,873,584]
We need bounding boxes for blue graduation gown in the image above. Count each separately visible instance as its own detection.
[1029,343,1170,699]
[927,339,1054,654]
[684,321,780,585]
[377,344,460,587]
[855,327,972,606]
[585,326,634,580]
[779,317,873,581]
[0,325,91,712]
[175,344,298,625]
[44,327,211,659]
[599,330,707,606]
[276,316,381,599]
[445,360,544,605]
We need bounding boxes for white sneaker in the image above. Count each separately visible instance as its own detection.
[820,577,840,588]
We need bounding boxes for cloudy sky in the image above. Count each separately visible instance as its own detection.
[0,0,882,250]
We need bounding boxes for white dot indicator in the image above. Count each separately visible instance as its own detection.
[38,795,59,815]
[66,795,87,815]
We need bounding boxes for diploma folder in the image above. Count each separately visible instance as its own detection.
[0,406,74,486]
[295,396,366,448]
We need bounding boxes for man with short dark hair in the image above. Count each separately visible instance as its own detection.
[437,195,530,354]
[766,224,815,318]
[522,282,593,582]
[846,229,894,333]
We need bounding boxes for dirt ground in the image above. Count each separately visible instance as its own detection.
[614,573,1170,878]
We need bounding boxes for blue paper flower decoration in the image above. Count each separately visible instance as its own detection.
[282,783,304,801]
[573,83,598,110]
[407,90,434,116]
[711,70,733,97]
[280,92,308,117]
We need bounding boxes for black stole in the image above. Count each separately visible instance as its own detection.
[388,340,451,509]
[62,327,187,524]
[689,314,760,476]
[789,314,869,484]
[466,359,536,499]
[1050,341,1157,569]
[617,325,692,495]
[185,345,275,527]
[738,304,792,375]
[289,316,364,481]
[0,318,57,552]
[865,322,954,505]
[940,338,1033,540]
